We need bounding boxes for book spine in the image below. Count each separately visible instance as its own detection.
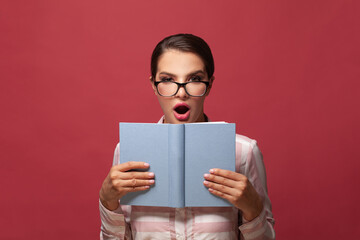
[168,124,185,208]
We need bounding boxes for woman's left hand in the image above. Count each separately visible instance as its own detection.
[203,168,263,221]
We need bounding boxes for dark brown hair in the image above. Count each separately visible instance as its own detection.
[150,33,214,80]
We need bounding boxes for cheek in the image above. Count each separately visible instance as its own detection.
[189,98,206,115]
[193,97,206,108]
[156,96,171,111]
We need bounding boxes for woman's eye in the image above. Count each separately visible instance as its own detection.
[190,76,202,81]
[160,77,173,82]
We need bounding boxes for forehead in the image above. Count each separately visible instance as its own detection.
[157,50,205,75]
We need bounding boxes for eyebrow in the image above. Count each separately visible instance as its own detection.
[158,70,206,77]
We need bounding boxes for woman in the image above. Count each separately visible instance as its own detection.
[99,34,275,239]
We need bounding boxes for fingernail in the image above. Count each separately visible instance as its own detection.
[204,173,210,178]
[203,180,209,185]
[148,172,154,177]
[144,186,150,189]
[209,169,214,173]
[144,163,150,167]
[149,179,155,184]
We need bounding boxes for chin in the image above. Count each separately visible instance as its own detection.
[165,115,192,124]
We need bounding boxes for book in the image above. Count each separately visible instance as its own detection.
[119,122,236,207]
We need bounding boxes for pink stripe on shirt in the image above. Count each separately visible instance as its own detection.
[192,221,235,233]
[131,221,171,232]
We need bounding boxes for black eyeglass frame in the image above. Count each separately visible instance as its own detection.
[154,81,210,97]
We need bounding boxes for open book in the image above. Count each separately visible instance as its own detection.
[119,122,235,207]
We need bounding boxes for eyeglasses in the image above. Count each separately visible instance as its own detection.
[154,81,210,97]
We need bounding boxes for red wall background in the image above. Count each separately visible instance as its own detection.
[1,0,359,239]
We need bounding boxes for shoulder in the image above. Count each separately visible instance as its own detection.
[235,133,259,151]
[234,133,263,174]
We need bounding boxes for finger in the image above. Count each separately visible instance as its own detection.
[119,171,155,180]
[114,161,150,172]
[209,168,246,181]
[203,180,239,197]
[115,179,155,188]
[204,173,237,188]
[124,185,151,193]
[207,187,233,202]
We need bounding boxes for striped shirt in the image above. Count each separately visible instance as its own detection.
[100,117,275,239]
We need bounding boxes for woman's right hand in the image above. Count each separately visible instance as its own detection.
[99,161,155,211]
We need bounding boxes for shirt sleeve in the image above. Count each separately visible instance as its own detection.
[99,144,132,240]
[238,139,276,240]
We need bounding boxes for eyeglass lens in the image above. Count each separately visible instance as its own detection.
[157,82,207,96]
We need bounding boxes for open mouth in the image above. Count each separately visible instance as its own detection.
[173,103,190,121]
[175,105,189,114]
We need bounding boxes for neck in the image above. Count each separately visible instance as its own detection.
[195,113,208,122]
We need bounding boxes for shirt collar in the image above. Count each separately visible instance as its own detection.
[158,116,165,124]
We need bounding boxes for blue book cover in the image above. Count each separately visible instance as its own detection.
[119,122,235,207]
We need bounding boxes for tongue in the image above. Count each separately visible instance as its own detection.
[176,106,189,114]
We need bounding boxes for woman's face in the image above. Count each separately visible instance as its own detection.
[152,50,212,124]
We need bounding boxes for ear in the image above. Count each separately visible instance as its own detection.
[209,76,215,86]
[150,76,157,93]
[205,76,215,96]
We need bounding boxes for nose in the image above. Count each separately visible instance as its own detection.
[175,84,189,99]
